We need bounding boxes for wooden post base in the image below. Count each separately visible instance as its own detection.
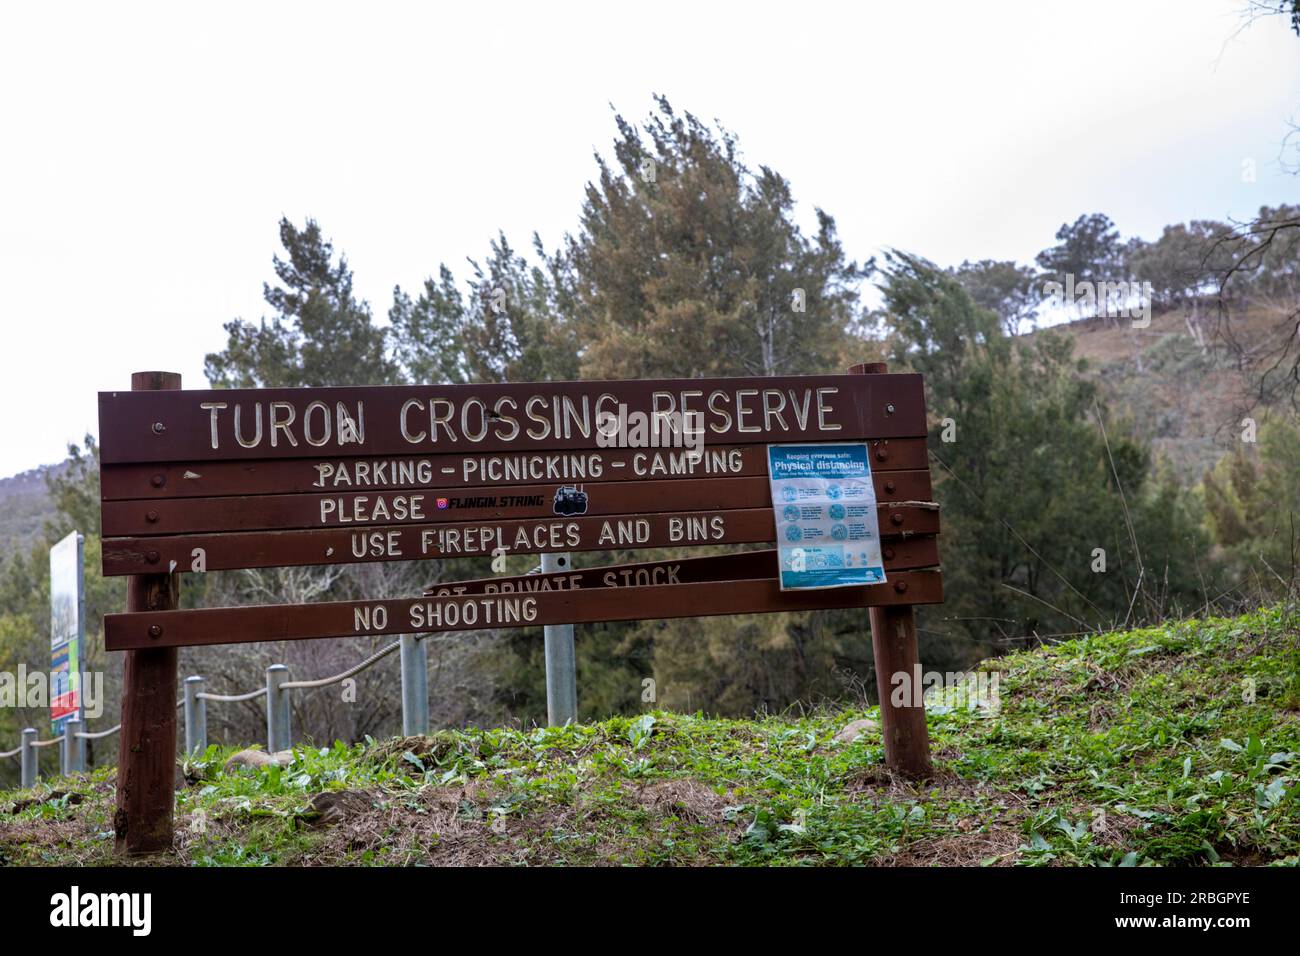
[114,371,181,855]
[869,604,933,778]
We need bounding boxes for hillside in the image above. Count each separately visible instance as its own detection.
[0,462,63,562]
[1032,302,1294,482]
[2,605,1296,866]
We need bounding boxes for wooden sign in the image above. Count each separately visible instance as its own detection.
[101,364,941,855]
[100,504,940,575]
[424,541,942,596]
[98,374,938,578]
[104,562,942,650]
[97,374,927,463]
[99,438,931,501]
[101,471,933,536]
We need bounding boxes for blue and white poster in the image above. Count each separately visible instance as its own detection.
[766,444,886,590]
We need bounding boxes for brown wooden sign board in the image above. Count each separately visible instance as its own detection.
[97,373,927,464]
[101,504,940,576]
[102,365,941,861]
[104,568,943,651]
[99,438,931,502]
[426,539,941,597]
[101,470,934,537]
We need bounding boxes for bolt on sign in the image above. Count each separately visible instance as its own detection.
[99,366,942,853]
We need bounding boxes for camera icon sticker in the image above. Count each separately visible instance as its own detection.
[553,486,589,516]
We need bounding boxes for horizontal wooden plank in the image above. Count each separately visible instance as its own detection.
[101,505,942,575]
[102,470,934,536]
[425,538,941,596]
[103,570,944,650]
[97,374,928,464]
[99,438,933,501]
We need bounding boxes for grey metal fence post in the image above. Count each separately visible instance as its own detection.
[266,664,291,753]
[67,717,86,774]
[184,675,207,754]
[541,552,577,726]
[60,720,78,775]
[399,634,429,736]
[20,728,37,788]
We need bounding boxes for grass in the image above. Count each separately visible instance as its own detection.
[2,605,1297,866]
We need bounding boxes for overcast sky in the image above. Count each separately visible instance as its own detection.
[0,0,1297,480]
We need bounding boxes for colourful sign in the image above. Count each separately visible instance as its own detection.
[49,531,84,730]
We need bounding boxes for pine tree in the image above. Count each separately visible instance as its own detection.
[206,217,395,388]
[565,96,868,380]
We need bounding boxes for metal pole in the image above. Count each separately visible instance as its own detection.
[265,664,291,753]
[20,728,37,788]
[60,721,74,775]
[541,552,577,726]
[183,676,207,754]
[68,717,86,774]
[399,634,429,736]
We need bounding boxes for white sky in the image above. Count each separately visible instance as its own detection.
[0,0,1297,480]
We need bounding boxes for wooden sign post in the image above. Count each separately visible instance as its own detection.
[114,371,182,855]
[99,368,943,851]
[852,362,932,777]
